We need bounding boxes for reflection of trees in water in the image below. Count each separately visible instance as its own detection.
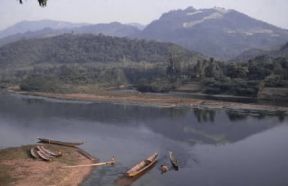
[168,108,188,120]
[114,163,157,186]
[226,110,248,121]
[226,110,287,122]
[276,111,286,122]
[193,108,215,123]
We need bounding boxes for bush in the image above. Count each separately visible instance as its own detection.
[202,78,259,96]
[20,75,64,92]
[135,79,176,93]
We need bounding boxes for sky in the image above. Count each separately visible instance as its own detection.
[0,0,288,31]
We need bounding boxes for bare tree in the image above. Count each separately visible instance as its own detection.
[19,0,47,7]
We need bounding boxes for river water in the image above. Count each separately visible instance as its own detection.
[0,92,288,186]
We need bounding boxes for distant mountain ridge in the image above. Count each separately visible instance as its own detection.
[135,7,288,60]
[0,21,142,47]
[1,7,288,60]
[0,20,86,39]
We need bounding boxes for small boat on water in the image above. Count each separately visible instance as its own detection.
[38,138,84,147]
[126,153,158,177]
[169,151,179,170]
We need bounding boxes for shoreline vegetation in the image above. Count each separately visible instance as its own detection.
[8,89,288,115]
[0,144,94,186]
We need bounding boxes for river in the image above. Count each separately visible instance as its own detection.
[0,92,287,186]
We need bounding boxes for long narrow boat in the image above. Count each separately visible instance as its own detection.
[38,146,62,157]
[36,146,54,159]
[36,150,52,161]
[30,147,39,159]
[169,151,179,170]
[77,148,96,161]
[37,138,84,147]
[126,153,158,177]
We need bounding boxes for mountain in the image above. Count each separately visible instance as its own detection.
[232,42,288,62]
[0,28,69,47]
[231,48,268,62]
[0,21,141,47]
[135,7,288,60]
[0,34,195,68]
[2,8,287,60]
[275,42,288,58]
[128,23,146,30]
[0,20,85,39]
[72,22,140,37]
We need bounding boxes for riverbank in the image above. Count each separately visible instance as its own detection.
[8,89,288,115]
[0,144,94,186]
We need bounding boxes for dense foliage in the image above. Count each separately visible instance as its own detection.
[0,34,287,100]
[0,34,193,68]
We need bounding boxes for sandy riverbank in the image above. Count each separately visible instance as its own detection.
[0,144,94,186]
[9,90,288,115]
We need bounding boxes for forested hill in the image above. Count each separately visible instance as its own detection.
[0,34,198,68]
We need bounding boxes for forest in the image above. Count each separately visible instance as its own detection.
[0,34,287,100]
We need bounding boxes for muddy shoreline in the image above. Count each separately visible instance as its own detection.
[7,90,288,115]
[0,144,94,186]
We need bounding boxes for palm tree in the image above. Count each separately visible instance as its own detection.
[19,0,47,7]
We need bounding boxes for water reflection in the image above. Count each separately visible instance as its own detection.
[226,109,286,122]
[193,108,215,123]
[115,163,157,186]
[0,93,288,186]
[0,93,286,146]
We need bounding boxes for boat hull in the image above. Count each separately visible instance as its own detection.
[38,138,83,147]
[126,153,158,177]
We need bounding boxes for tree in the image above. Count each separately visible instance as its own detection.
[19,0,47,7]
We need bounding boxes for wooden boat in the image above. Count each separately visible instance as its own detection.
[36,146,54,159]
[169,151,179,170]
[126,153,158,177]
[38,146,62,157]
[30,147,39,159]
[37,138,83,147]
[77,148,96,161]
[36,150,52,161]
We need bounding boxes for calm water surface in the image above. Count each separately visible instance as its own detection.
[0,92,288,186]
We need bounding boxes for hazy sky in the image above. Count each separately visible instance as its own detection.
[0,0,287,30]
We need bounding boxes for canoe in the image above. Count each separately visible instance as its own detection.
[37,138,83,147]
[30,147,39,159]
[38,146,62,157]
[36,150,52,161]
[77,148,96,161]
[126,153,158,177]
[169,151,179,170]
[36,146,54,158]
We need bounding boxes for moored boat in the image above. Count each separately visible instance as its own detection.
[38,145,62,157]
[36,146,53,158]
[30,147,39,159]
[36,150,52,161]
[37,138,84,147]
[169,151,179,170]
[126,153,158,177]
